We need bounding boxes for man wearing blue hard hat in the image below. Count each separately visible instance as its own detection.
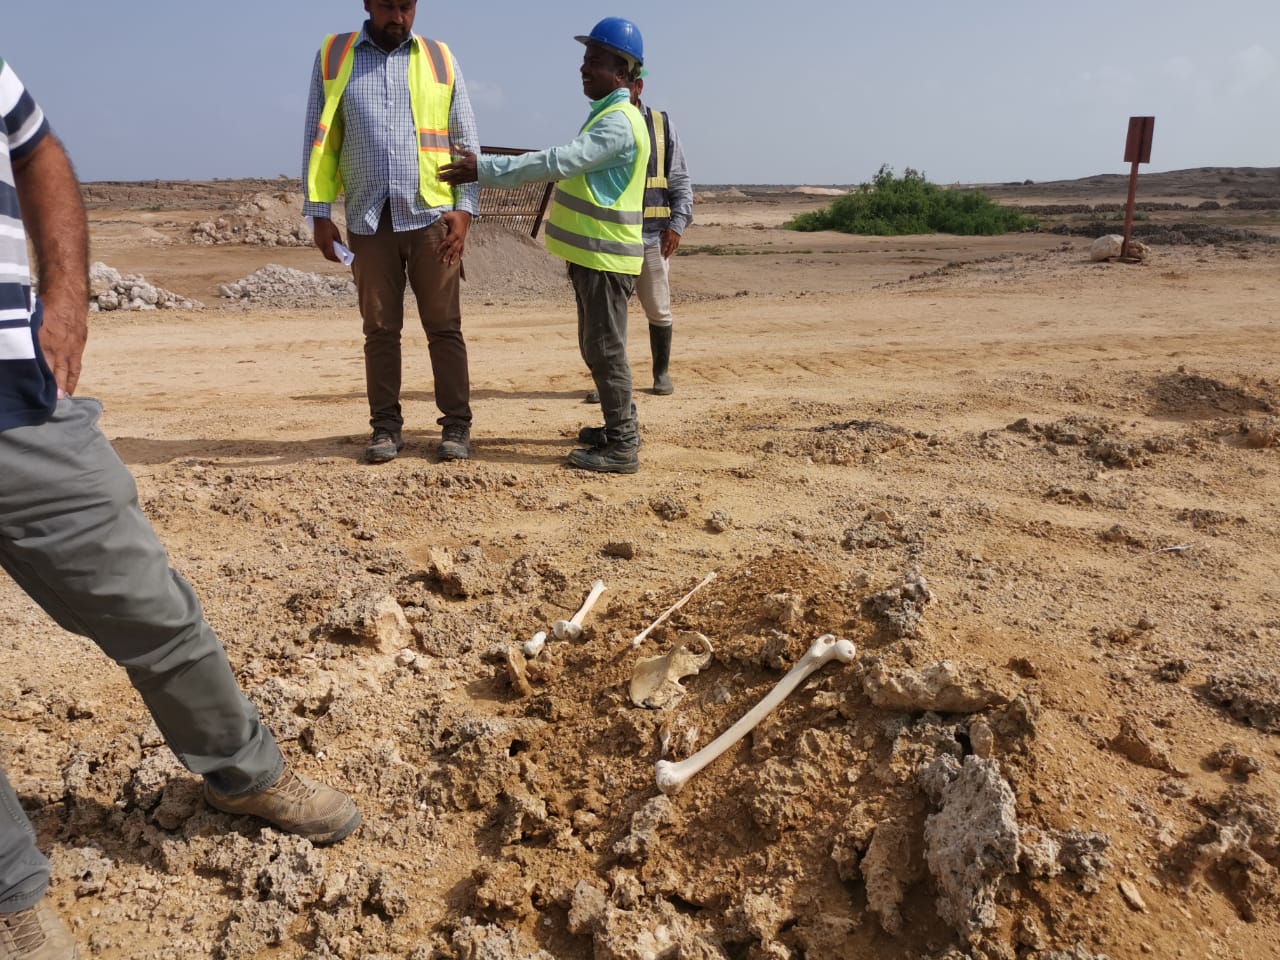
[441,17,651,474]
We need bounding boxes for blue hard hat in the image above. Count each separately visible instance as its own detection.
[575,17,644,67]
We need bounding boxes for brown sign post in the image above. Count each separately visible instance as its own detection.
[1121,116,1155,259]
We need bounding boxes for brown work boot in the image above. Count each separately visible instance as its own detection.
[204,767,360,845]
[0,900,78,959]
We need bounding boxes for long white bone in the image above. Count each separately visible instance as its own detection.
[654,633,856,795]
[553,579,606,641]
[631,571,717,648]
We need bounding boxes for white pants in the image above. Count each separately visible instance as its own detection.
[634,243,672,328]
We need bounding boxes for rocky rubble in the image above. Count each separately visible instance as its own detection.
[217,263,357,307]
[88,261,203,311]
[190,192,311,247]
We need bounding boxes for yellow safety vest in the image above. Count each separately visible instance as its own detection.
[545,100,650,275]
[306,32,456,208]
[642,106,671,221]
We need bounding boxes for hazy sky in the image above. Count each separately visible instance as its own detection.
[5,1,1277,186]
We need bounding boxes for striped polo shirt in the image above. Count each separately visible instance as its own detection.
[0,56,57,431]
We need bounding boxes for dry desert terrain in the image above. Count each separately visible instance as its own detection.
[2,168,1279,959]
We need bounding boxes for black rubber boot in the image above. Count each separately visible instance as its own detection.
[649,324,674,395]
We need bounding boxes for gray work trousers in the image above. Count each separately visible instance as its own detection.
[569,263,639,447]
[0,397,282,913]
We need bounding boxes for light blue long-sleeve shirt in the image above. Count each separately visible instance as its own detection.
[301,24,480,234]
[476,88,637,208]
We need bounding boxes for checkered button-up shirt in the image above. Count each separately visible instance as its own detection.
[301,25,479,234]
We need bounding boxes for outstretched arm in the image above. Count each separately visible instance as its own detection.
[13,133,89,395]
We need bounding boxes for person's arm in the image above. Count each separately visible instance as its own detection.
[440,111,635,188]
[13,133,89,396]
[662,119,693,258]
[437,52,479,266]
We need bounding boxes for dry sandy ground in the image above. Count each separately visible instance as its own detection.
[2,172,1279,960]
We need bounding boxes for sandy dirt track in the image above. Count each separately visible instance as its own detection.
[2,170,1279,959]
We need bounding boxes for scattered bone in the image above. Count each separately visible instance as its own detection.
[863,659,1008,713]
[522,630,547,658]
[1119,879,1148,912]
[504,647,533,698]
[655,634,856,795]
[630,571,717,648]
[394,648,417,668]
[1109,715,1187,776]
[630,632,714,709]
[553,579,606,641]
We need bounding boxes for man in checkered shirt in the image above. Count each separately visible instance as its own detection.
[303,0,481,464]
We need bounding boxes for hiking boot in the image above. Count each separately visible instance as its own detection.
[438,424,471,462]
[584,389,600,404]
[649,324,674,395]
[0,900,78,959]
[567,443,639,474]
[204,767,361,845]
[365,428,404,464]
[577,425,643,449]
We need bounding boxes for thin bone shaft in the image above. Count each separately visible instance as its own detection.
[631,571,717,647]
[655,635,854,795]
[570,579,606,627]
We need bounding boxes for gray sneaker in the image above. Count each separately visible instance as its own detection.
[438,424,471,462]
[365,428,404,464]
[204,767,361,845]
[0,901,78,959]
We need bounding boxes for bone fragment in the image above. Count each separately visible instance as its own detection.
[553,579,606,641]
[505,645,533,698]
[630,571,717,648]
[523,630,547,657]
[654,633,855,795]
[629,631,714,708]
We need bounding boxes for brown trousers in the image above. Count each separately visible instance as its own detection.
[347,210,471,432]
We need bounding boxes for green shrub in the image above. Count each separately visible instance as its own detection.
[786,165,1037,236]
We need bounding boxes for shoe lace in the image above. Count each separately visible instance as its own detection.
[371,428,396,444]
[2,908,45,952]
[442,425,468,443]
[271,769,315,804]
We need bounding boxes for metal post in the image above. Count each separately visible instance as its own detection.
[1121,117,1155,260]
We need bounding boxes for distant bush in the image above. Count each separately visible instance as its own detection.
[785,165,1038,236]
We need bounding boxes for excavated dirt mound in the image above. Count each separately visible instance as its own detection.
[4,171,1280,960]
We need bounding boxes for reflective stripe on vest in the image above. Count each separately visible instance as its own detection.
[642,107,671,221]
[306,32,456,208]
[544,100,650,275]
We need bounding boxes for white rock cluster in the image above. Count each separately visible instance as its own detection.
[190,192,311,247]
[191,216,310,247]
[218,263,356,307]
[89,261,204,311]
